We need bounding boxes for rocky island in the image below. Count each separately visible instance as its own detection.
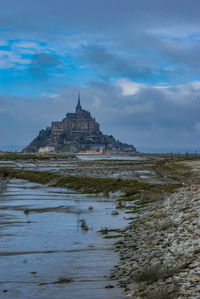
[24,95,136,154]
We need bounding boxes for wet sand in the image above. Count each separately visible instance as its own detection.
[0,155,159,182]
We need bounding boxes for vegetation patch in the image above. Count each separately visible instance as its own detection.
[0,167,59,184]
[0,160,184,202]
[144,286,176,299]
[99,228,121,234]
[39,277,73,285]
[0,152,76,161]
[127,205,144,213]
[132,262,181,284]
[153,159,193,183]
[103,235,122,239]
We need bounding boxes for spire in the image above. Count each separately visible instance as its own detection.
[76,91,82,112]
[78,91,80,105]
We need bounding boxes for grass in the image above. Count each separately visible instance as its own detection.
[120,182,181,206]
[0,159,184,204]
[0,167,152,194]
[103,235,122,239]
[0,152,76,161]
[125,205,144,214]
[99,228,121,234]
[144,286,176,299]
[0,157,192,213]
[153,159,192,183]
[133,262,176,284]
[0,167,59,184]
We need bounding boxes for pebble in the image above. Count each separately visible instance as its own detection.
[112,184,200,298]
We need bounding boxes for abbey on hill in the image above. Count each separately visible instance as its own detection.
[24,95,136,153]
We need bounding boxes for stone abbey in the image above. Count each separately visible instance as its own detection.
[51,94,100,144]
[25,95,136,153]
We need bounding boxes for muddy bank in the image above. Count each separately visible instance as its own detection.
[112,162,200,298]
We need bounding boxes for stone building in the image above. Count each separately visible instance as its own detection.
[24,95,136,153]
[51,94,99,144]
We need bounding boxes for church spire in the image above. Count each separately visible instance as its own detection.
[78,92,80,105]
[76,91,82,112]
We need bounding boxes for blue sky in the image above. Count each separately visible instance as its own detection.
[0,0,200,151]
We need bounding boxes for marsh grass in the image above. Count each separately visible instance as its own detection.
[0,167,152,194]
[125,205,144,214]
[133,263,177,283]
[144,286,176,299]
[103,235,122,239]
[0,153,76,161]
[99,228,121,234]
[0,158,188,202]
[153,159,193,183]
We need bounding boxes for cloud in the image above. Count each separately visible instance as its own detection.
[0,79,200,148]
[194,122,200,134]
[117,79,146,95]
[12,41,44,54]
[0,0,199,85]
[0,49,30,69]
[0,0,199,151]
[0,0,199,34]
[30,52,62,77]
[81,44,153,80]
[75,80,200,148]
[0,40,9,46]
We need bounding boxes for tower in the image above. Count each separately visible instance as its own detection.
[76,92,82,113]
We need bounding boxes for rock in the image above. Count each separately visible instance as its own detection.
[111,210,119,215]
[105,284,114,288]
[113,184,200,298]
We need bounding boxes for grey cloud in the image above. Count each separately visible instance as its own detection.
[81,43,196,83]
[81,44,153,80]
[0,0,199,33]
[0,0,199,83]
[0,81,200,149]
[30,52,62,77]
[75,82,200,147]
[0,0,199,150]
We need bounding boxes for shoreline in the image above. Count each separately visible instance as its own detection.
[112,185,200,298]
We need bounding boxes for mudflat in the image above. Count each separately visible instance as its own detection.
[0,153,199,298]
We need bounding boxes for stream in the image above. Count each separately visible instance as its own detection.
[0,179,128,299]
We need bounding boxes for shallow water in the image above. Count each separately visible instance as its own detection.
[0,179,128,299]
[77,154,145,161]
[0,157,153,181]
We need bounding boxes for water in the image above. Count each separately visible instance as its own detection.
[137,145,200,154]
[0,179,128,299]
[77,154,145,161]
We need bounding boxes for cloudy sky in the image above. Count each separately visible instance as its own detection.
[0,0,200,152]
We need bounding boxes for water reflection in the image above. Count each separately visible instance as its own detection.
[0,179,128,298]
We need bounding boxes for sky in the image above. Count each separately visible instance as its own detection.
[0,0,200,152]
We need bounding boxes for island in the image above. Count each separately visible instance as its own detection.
[24,94,136,154]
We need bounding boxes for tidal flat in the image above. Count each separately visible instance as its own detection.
[0,153,199,298]
[0,179,128,299]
